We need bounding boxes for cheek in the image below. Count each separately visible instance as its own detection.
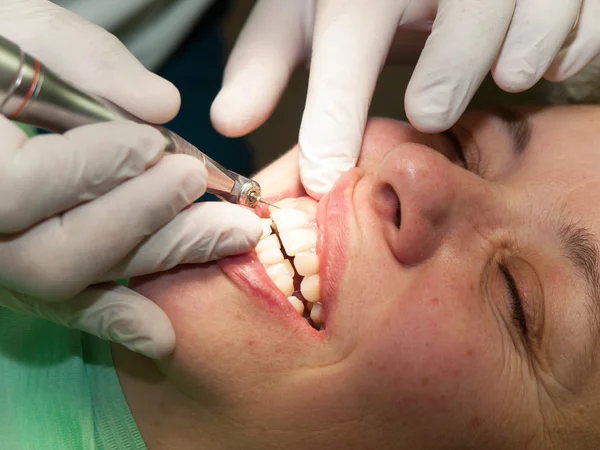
[348,272,502,421]
[132,267,260,388]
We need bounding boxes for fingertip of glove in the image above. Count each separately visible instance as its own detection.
[544,55,574,82]
[302,182,327,200]
[405,102,455,134]
[210,84,270,137]
[194,202,263,254]
[492,63,539,93]
[297,153,346,200]
[405,79,468,133]
[120,315,176,359]
[218,202,263,243]
[298,169,333,200]
[95,63,180,125]
[122,74,181,124]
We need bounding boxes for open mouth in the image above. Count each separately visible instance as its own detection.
[255,197,323,330]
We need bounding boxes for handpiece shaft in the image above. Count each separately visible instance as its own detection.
[0,34,262,207]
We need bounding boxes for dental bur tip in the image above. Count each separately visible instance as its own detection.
[259,198,279,208]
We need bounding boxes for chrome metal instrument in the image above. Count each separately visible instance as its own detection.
[0,34,275,208]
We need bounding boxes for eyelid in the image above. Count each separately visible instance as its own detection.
[499,256,545,346]
[443,125,481,174]
[499,262,528,338]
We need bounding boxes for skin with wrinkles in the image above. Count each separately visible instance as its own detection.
[116,107,600,449]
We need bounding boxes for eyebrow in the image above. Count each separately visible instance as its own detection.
[557,221,600,329]
[490,107,533,155]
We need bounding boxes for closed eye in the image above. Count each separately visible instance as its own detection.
[499,262,528,337]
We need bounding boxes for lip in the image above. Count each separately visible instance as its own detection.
[316,168,364,327]
[218,253,321,336]
[218,169,362,337]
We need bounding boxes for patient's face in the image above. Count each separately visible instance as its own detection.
[133,106,600,449]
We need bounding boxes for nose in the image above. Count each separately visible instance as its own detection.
[372,143,466,265]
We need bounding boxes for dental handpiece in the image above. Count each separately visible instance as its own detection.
[0,34,273,208]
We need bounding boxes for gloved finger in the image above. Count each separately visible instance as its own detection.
[211,0,312,137]
[405,0,516,133]
[0,283,175,359]
[492,0,580,92]
[0,115,29,149]
[104,202,262,280]
[0,154,207,301]
[298,0,409,199]
[0,0,180,123]
[545,0,600,81]
[0,119,165,234]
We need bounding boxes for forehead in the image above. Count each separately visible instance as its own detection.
[505,106,600,176]
[457,107,600,221]
[513,107,600,221]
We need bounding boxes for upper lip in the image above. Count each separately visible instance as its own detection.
[316,168,364,328]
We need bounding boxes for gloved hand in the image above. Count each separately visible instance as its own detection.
[0,0,179,124]
[0,0,263,358]
[211,0,600,198]
[0,118,262,359]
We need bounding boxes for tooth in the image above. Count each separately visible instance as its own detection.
[294,251,319,277]
[266,260,295,279]
[257,247,284,265]
[288,296,304,315]
[270,209,310,232]
[300,274,320,302]
[310,302,322,324]
[255,233,280,253]
[279,228,317,256]
[273,275,294,297]
[260,218,273,239]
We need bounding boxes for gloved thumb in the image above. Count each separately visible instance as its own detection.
[0,0,180,124]
[0,283,176,359]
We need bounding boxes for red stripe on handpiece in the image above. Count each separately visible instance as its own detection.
[10,59,41,120]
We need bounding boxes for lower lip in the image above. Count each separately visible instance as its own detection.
[218,253,321,336]
[317,168,364,325]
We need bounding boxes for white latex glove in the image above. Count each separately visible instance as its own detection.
[0,0,179,123]
[211,0,600,198]
[0,118,262,359]
[0,0,262,358]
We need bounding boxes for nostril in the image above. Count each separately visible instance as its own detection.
[374,183,402,229]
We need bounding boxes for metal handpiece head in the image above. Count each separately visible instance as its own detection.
[247,192,279,209]
[238,180,279,209]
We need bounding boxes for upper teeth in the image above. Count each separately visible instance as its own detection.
[293,250,319,277]
[278,228,318,256]
[256,198,323,326]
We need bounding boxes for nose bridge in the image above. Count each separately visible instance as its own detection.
[375,143,489,264]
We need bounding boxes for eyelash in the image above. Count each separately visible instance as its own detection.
[442,129,468,170]
[498,263,528,337]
